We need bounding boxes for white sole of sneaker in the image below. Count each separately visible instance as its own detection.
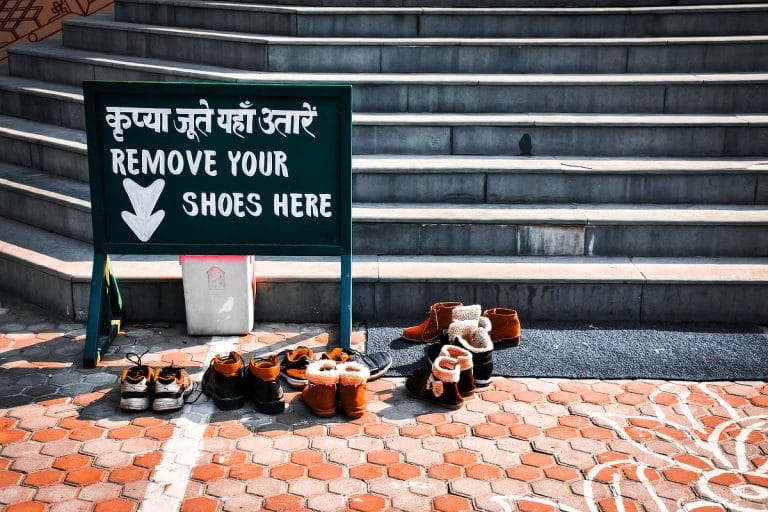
[153,396,184,412]
[282,374,307,389]
[367,361,392,381]
[120,397,150,411]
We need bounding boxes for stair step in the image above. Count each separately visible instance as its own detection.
[115,0,768,38]
[0,114,87,181]
[0,162,91,242]
[1,216,765,322]
[2,113,767,201]
[9,42,768,115]
[211,0,768,8]
[353,112,768,156]
[2,157,766,257]
[61,14,768,73]
[354,155,768,204]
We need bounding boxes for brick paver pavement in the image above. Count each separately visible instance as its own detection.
[1,292,766,512]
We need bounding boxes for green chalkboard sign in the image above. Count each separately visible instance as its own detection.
[82,82,352,366]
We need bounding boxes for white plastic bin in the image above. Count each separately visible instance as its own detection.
[179,255,254,335]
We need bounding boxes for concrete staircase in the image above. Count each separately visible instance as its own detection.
[1,0,766,324]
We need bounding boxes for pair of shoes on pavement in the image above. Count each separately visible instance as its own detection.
[402,301,522,346]
[406,305,495,409]
[280,346,392,389]
[201,352,285,415]
[301,359,369,419]
[119,351,192,413]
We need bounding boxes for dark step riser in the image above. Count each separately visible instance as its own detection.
[0,190,91,243]
[354,173,768,205]
[0,133,86,182]
[353,223,767,257]
[62,25,768,73]
[2,260,765,324]
[116,3,768,38]
[356,125,768,157]
[6,65,768,119]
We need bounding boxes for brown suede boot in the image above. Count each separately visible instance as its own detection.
[337,362,370,419]
[402,302,462,343]
[405,356,463,410]
[483,307,522,346]
[301,360,339,418]
[438,345,475,398]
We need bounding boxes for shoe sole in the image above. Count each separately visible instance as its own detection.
[474,378,492,388]
[120,397,150,411]
[492,336,521,346]
[406,386,463,410]
[153,388,193,412]
[282,374,308,389]
[401,334,440,343]
[254,398,285,415]
[367,360,392,381]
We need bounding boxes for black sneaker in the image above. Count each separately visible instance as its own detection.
[279,346,314,389]
[320,347,392,381]
[202,352,245,410]
[244,355,285,415]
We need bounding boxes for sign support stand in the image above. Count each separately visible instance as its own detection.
[340,253,352,349]
[84,254,124,367]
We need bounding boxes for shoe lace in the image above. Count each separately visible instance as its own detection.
[125,349,150,379]
[183,359,214,405]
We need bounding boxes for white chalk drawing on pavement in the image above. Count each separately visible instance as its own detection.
[121,178,166,242]
[492,383,768,512]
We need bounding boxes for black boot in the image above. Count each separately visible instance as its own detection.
[244,355,285,415]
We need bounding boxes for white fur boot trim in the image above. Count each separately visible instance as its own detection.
[452,304,481,322]
[448,319,476,345]
[306,360,340,386]
[439,345,473,371]
[431,356,460,383]
[478,316,491,331]
[455,327,493,354]
[338,361,370,386]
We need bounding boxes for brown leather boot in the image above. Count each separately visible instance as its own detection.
[402,302,462,342]
[337,362,370,419]
[301,360,339,418]
[483,307,522,346]
[405,356,463,410]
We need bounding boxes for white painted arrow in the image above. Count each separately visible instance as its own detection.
[121,178,166,242]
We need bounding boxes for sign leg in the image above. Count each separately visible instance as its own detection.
[84,253,107,368]
[83,254,124,368]
[340,253,352,349]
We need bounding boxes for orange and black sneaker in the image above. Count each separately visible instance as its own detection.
[152,364,192,412]
[279,346,314,389]
[119,351,154,412]
[202,351,245,410]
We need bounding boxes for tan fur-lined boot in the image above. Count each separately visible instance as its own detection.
[405,356,463,410]
[438,345,475,398]
[337,362,370,419]
[301,360,340,418]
